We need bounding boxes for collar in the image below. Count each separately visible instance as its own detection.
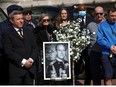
[56,58,64,63]
[13,27,23,32]
[79,15,86,19]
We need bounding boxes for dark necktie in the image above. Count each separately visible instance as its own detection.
[82,17,84,25]
[18,29,23,38]
[80,17,84,30]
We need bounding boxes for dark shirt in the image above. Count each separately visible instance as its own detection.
[46,59,69,78]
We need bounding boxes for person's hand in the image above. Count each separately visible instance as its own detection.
[111,45,115,53]
[28,58,33,63]
[24,60,33,68]
[112,46,116,54]
[111,45,116,54]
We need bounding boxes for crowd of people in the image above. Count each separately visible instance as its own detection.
[0,3,116,85]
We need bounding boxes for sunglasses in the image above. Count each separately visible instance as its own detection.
[96,13,103,15]
[42,19,50,22]
[24,12,32,15]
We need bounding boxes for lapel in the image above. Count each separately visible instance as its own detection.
[11,27,23,40]
[23,27,29,44]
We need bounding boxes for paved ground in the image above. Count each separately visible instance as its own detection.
[76,79,116,85]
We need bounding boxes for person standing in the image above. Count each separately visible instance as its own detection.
[74,4,93,85]
[0,4,23,48]
[0,4,23,85]
[76,4,93,30]
[87,6,105,85]
[97,7,116,85]
[34,13,57,85]
[23,9,37,31]
[55,8,70,30]
[2,10,37,85]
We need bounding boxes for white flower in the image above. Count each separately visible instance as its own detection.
[93,32,96,34]
[70,51,73,55]
[53,19,91,61]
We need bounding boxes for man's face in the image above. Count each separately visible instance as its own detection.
[78,6,87,17]
[95,7,104,22]
[24,13,32,22]
[108,11,116,23]
[11,14,24,29]
[56,45,66,60]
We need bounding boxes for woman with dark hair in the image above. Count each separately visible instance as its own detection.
[34,13,57,85]
[55,8,71,29]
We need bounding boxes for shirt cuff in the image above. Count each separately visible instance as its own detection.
[21,59,27,67]
[29,58,34,63]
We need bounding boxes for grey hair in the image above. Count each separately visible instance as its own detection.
[9,10,23,20]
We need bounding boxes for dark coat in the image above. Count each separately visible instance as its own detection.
[23,19,37,31]
[0,19,13,84]
[0,19,12,49]
[3,26,37,78]
[34,25,57,50]
[34,25,57,73]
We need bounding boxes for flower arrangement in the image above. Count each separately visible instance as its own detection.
[53,19,91,61]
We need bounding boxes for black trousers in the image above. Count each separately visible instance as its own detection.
[0,50,9,85]
[74,47,92,85]
[9,71,33,85]
[90,51,102,85]
[83,48,92,85]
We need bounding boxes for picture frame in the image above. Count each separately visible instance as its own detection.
[43,42,71,80]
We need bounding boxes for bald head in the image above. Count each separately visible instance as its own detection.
[94,6,105,23]
[95,6,104,13]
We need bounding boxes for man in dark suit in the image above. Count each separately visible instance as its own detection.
[0,4,23,85]
[0,4,23,48]
[23,9,37,31]
[2,10,37,85]
[77,4,93,29]
[74,4,93,85]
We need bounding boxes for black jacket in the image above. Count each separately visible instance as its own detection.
[3,26,37,78]
[34,24,57,72]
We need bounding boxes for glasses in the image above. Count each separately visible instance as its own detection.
[42,19,50,22]
[96,13,103,15]
[24,12,32,15]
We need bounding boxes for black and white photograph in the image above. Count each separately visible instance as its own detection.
[43,42,71,80]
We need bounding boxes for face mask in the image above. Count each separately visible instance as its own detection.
[78,11,86,17]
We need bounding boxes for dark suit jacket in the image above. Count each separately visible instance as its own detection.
[3,26,37,78]
[0,19,12,49]
[23,19,37,31]
[78,14,93,30]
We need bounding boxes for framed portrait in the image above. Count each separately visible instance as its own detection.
[43,42,71,80]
